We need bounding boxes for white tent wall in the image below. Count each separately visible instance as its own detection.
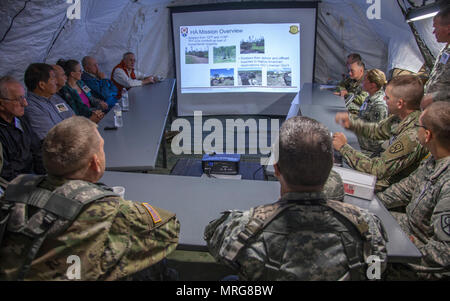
[0,0,443,88]
[0,0,69,82]
[0,0,175,82]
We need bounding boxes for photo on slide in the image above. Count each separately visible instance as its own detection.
[267,68,292,87]
[240,36,264,54]
[185,46,209,64]
[238,70,262,86]
[213,46,236,63]
[210,68,234,86]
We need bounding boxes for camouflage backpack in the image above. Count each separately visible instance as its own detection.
[0,174,118,280]
[221,198,388,280]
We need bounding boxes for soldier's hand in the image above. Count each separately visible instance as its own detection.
[332,132,347,151]
[340,89,348,98]
[335,112,351,129]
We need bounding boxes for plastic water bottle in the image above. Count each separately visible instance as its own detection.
[121,88,129,111]
[113,103,123,128]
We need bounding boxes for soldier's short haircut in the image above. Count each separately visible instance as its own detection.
[0,76,21,99]
[388,75,423,110]
[278,116,333,187]
[422,101,450,147]
[347,53,362,64]
[123,52,135,60]
[24,63,54,92]
[436,5,450,25]
[43,116,101,177]
[366,69,387,90]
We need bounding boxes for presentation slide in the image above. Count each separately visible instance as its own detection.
[171,3,317,116]
[180,23,300,94]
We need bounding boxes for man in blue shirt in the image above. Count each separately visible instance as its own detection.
[24,63,74,141]
[81,56,118,108]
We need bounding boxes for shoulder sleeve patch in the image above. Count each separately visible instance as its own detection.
[141,202,162,224]
[389,141,405,154]
[385,134,417,161]
[442,215,450,237]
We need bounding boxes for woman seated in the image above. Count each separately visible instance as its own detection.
[57,59,106,123]
[349,69,389,158]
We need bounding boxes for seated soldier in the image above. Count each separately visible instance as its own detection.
[421,6,450,109]
[111,52,157,99]
[334,59,369,112]
[350,69,388,157]
[81,56,118,109]
[338,53,362,84]
[0,76,45,181]
[333,75,430,192]
[24,63,74,141]
[204,116,387,281]
[0,116,180,280]
[378,101,450,280]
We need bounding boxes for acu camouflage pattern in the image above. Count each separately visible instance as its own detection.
[323,169,345,201]
[353,89,388,157]
[377,156,450,280]
[204,191,387,280]
[424,45,450,103]
[0,175,180,280]
[340,111,430,192]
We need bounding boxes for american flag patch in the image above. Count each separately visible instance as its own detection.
[141,203,162,224]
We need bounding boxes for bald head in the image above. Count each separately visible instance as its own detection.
[82,56,99,75]
[52,64,67,90]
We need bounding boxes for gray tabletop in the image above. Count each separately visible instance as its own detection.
[98,79,175,171]
[101,171,421,262]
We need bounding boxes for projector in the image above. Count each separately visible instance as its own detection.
[202,153,240,175]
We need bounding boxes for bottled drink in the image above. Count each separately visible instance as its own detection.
[121,88,129,111]
[113,103,123,128]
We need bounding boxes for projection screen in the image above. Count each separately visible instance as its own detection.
[170,2,318,116]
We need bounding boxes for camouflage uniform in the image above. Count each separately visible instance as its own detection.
[377,156,450,280]
[353,89,388,157]
[0,175,180,281]
[323,169,345,201]
[337,77,369,113]
[424,44,450,103]
[339,111,430,192]
[204,191,387,280]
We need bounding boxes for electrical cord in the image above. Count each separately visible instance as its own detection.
[253,165,264,180]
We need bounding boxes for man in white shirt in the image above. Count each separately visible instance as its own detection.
[111,52,156,99]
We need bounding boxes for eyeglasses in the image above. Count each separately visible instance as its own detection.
[1,96,26,103]
[414,122,428,130]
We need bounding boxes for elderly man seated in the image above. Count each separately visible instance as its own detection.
[0,76,45,181]
[81,56,118,109]
[111,52,157,99]
[24,63,74,141]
